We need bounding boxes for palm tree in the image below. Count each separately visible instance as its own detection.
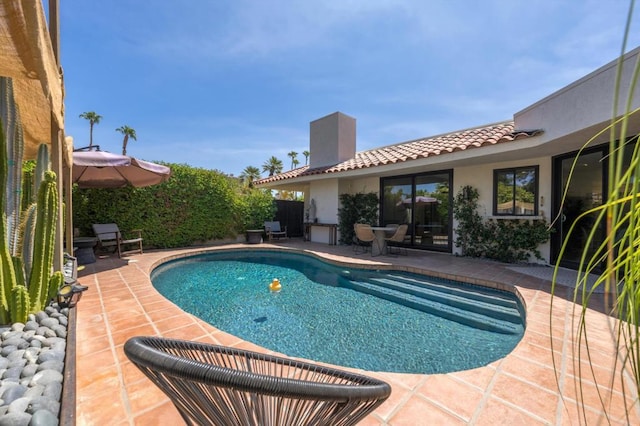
[292,158,300,168]
[262,156,283,176]
[240,166,261,187]
[79,111,102,148]
[116,125,137,155]
[303,150,310,165]
[287,151,298,169]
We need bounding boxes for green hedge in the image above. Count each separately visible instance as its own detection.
[337,192,379,245]
[72,162,275,249]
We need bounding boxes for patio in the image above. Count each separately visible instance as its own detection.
[74,241,638,425]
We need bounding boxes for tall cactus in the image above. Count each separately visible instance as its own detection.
[9,285,29,324]
[18,144,49,280]
[1,84,62,323]
[0,77,25,256]
[0,110,17,323]
[33,144,49,198]
[20,166,33,215]
[20,204,37,280]
[28,171,58,312]
[46,271,63,309]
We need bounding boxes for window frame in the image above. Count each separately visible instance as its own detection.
[493,165,539,216]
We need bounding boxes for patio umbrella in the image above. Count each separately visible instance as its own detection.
[72,150,171,188]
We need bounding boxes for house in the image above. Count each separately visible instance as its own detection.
[255,47,640,269]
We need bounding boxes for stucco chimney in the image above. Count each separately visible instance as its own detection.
[309,112,356,169]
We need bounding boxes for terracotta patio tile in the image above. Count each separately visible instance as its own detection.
[490,373,559,423]
[111,323,158,346]
[387,394,466,425]
[560,376,635,419]
[380,372,425,392]
[415,374,483,422]
[108,315,151,334]
[133,400,184,426]
[368,382,412,422]
[76,364,121,397]
[210,330,243,347]
[510,339,556,366]
[524,328,565,351]
[125,374,172,414]
[450,365,497,391]
[145,305,186,322]
[142,299,176,313]
[120,360,148,387]
[160,323,208,341]
[500,354,561,392]
[135,294,168,306]
[475,396,548,425]
[564,357,621,388]
[76,394,129,426]
[76,312,108,337]
[153,313,198,333]
[76,347,116,378]
[76,334,112,357]
[114,343,131,365]
[356,413,385,425]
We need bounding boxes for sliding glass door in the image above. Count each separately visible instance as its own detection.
[381,171,452,251]
[552,150,605,269]
[552,140,637,270]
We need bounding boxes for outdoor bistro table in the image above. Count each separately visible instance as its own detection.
[370,226,396,256]
[73,237,97,265]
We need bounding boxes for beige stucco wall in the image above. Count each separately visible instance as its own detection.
[453,156,552,263]
[515,47,640,149]
[307,178,340,244]
[340,177,380,196]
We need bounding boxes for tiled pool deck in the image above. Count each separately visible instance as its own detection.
[74,241,639,425]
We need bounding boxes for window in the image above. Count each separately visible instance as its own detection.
[494,166,538,216]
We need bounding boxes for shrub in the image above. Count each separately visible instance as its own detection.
[73,162,274,248]
[453,185,550,263]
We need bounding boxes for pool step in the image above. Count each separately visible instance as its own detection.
[385,274,518,310]
[369,276,522,324]
[347,278,523,335]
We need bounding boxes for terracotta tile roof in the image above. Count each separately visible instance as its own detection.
[255,121,541,185]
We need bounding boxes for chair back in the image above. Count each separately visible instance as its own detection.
[354,224,375,242]
[264,221,282,232]
[92,223,120,241]
[388,224,408,243]
[125,336,391,426]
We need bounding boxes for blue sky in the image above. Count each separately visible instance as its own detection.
[60,1,640,176]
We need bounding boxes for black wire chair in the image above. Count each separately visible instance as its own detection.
[124,336,391,425]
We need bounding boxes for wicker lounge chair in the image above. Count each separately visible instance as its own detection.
[124,336,391,426]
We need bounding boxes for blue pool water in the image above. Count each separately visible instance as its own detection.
[151,250,525,374]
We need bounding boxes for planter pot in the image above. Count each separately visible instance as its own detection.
[246,230,263,244]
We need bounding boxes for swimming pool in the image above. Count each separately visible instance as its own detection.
[151,249,525,374]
